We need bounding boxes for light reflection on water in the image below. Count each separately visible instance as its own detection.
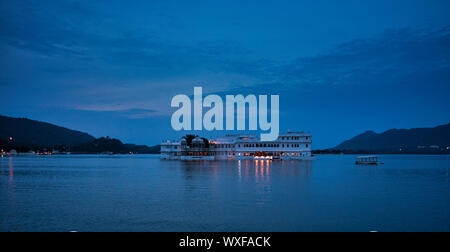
[0,155,448,232]
[9,157,14,184]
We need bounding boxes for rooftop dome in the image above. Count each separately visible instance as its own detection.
[192,137,203,143]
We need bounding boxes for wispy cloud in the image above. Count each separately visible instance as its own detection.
[75,105,158,119]
[0,0,255,78]
[278,27,450,88]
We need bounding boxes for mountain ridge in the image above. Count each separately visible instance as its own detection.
[0,115,159,154]
[0,115,95,147]
[334,123,450,153]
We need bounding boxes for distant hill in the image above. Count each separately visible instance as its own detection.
[0,115,160,154]
[0,115,95,148]
[334,123,450,153]
[72,137,160,154]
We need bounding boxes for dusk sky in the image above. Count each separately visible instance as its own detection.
[1,0,450,148]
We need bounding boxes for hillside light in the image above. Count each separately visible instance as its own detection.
[9,137,13,141]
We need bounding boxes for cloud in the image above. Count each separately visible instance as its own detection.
[213,26,450,96]
[0,0,255,79]
[6,1,448,91]
[75,105,158,119]
[277,27,450,89]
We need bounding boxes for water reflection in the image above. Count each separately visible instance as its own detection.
[163,159,314,209]
[9,157,14,184]
[0,157,15,185]
[1,155,449,232]
[173,160,221,180]
[170,159,313,181]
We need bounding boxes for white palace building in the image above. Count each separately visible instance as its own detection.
[161,131,313,161]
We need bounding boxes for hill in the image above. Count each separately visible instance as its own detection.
[334,123,450,153]
[0,115,95,148]
[71,137,160,154]
[0,115,160,154]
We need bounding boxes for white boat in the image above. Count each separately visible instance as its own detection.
[356,156,379,165]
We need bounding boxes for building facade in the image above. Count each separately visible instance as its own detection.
[161,131,313,160]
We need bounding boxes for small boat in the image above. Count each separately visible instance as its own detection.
[356,156,379,165]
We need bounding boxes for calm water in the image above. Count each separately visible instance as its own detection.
[0,155,449,232]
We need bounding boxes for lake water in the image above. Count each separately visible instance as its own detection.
[0,154,449,232]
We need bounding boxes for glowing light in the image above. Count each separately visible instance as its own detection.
[9,137,13,141]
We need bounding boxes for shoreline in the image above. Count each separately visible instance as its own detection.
[2,153,450,157]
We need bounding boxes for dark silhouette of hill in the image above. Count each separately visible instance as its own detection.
[0,115,95,148]
[72,137,160,154]
[334,123,450,153]
[0,115,160,154]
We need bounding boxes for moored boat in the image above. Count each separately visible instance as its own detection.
[356,156,379,165]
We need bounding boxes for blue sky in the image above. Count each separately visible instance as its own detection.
[1,0,449,148]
